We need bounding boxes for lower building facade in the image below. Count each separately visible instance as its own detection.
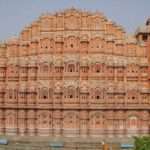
[0,8,150,137]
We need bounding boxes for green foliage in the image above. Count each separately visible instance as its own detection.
[134,136,150,150]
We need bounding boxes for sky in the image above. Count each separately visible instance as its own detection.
[0,0,150,41]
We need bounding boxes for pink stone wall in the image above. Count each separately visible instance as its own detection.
[0,8,149,137]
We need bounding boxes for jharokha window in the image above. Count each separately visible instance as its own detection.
[67,87,75,99]
[95,63,103,73]
[40,88,48,99]
[95,89,102,100]
[8,89,18,99]
[68,64,75,72]
[8,89,13,99]
[41,64,48,73]
[127,116,139,129]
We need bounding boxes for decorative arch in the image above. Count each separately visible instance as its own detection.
[63,111,79,129]
[40,38,50,50]
[27,85,37,100]
[5,110,17,128]
[65,36,79,49]
[63,59,78,73]
[7,88,18,100]
[94,17,101,29]
[67,63,75,72]
[126,90,139,104]
[94,62,104,73]
[94,87,103,100]
[127,115,139,129]
[36,111,50,128]
[90,37,103,51]
[89,112,104,129]
[7,64,18,76]
[39,87,49,99]
[67,86,76,99]
[126,64,139,74]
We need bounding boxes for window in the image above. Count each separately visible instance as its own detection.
[68,87,75,99]
[41,88,48,99]
[128,116,138,129]
[68,64,75,72]
[95,63,102,73]
[96,95,100,99]
[8,89,13,99]
[95,89,101,100]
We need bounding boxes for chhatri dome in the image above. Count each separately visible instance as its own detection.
[136,17,150,34]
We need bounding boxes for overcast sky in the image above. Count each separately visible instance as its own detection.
[0,0,150,41]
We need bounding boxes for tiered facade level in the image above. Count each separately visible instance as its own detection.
[0,8,150,137]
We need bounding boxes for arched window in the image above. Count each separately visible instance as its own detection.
[41,88,48,99]
[8,89,13,99]
[95,19,99,29]
[0,67,6,75]
[95,88,101,100]
[90,113,104,129]
[19,89,27,99]
[68,64,75,72]
[127,116,139,129]
[95,63,101,73]
[5,111,16,128]
[37,111,50,128]
[67,86,75,99]
[127,90,138,104]
[40,38,50,50]
[63,112,78,129]
[66,36,78,49]
[28,87,37,99]
[127,64,138,73]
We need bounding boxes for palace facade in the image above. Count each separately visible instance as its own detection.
[0,8,150,137]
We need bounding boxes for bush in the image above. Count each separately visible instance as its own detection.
[134,136,150,150]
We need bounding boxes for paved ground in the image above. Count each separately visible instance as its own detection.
[0,136,134,150]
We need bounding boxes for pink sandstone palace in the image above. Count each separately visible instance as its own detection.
[0,8,150,138]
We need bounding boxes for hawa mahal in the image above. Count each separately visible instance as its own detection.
[0,8,150,137]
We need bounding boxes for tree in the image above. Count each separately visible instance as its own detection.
[134,136,150,150]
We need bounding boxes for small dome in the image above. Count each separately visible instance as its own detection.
[135,18,150,35]
[146,18,150,26]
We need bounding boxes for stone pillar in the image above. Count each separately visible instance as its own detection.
[18,110,26,136]
[0,110,4,135]
[79,111,88,137]
[53,110,62,137]
[27,110,36,136]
